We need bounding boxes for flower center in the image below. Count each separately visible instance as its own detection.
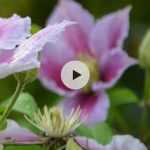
[25,106,81,138]
[78,53,100,92]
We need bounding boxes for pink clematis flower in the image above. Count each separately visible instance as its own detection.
[0,106,81,147]
[76,135,147,150]
[0,14,74,79]
[39,0,137,125]
[0,121,147,150]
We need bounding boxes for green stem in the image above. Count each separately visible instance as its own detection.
[139,69,150,139]
[144,70,150,101]
[0,81,25,125]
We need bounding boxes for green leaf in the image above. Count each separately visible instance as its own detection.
[66,138,82,150]
[77,123,112,145]
[108,88,139,106]
[2,93,38,117]
[4,145,45,150]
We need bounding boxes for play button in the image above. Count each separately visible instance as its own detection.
[73,70,81,80]
[61,60,90,90]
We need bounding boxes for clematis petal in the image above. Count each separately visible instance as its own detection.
[39,41,75,95]
[106,135,147,150]
[0,20,74,79]
[75,135,147,150]
[75,136,105,150]
[0,53,39,79]
[0,120,42,144]
[60,91,109,126]
[90,7,130,58]
[48,0,94,55]
[13,20,74,63]
[0,50,14,63]
[93,48,137,91]
[0,14,31,50]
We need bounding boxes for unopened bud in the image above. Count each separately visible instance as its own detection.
[0,144,3,150]
[139,30,150,69]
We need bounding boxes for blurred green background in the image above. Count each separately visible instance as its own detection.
[0,0,149,26]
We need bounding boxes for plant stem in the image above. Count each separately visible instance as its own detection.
[0,81,25,125]
[140,69,150,138]
[144,70,150,102]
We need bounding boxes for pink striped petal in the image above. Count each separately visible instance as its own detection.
[93,48,137,91]
[39,41,75,95]
[48,0,94,55]
[60,91,109,126]
[90,7,131,58]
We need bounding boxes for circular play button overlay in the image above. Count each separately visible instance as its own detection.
[61,60,90,90]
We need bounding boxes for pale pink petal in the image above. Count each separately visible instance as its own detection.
[106,135,147,150]
[0,14,31,50]
[48,0,94,55]
[93,48,137,91]
[0,49,39,79]
[75,136,105,150]
[75,135,147,150]
[0,120,42,144]
[90,7,131,58]
[0,50,14,63]
[0,21,74,79]
[60,91,109,126]
[13,20,74,63]
[39,41,75,95]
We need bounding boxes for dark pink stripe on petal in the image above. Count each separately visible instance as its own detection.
[90,7,130,58]
[93,48,137,91]
[60,91,109,126]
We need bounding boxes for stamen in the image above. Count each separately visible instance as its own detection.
[25,106,82,138]
[78,53,100,92]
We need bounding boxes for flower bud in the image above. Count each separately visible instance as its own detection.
[0,144,3,150]
[139,30,150,69]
